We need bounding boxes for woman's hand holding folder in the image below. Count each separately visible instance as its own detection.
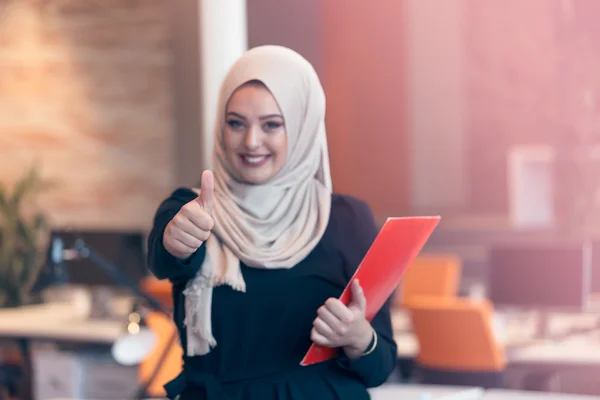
[311,279,374,359]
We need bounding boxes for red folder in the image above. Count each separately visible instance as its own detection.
[300,216,441,366]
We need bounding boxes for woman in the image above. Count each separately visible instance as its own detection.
[147,45,397,399]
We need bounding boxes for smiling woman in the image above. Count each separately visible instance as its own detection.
[147,45,397,400]
[223,80,288,184]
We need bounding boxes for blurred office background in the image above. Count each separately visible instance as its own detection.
[2,0,600,399]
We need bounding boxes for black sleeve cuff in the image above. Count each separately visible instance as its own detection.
[336,330,377,370]
[153,240,207,284]
[335,329,396,387]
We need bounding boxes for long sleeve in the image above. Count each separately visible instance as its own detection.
[335,197,397,387]
[147,188,207,285]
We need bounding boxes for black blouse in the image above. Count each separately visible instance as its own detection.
[147,188,397,399]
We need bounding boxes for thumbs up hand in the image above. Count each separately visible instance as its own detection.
[310,279,374,359]
[163,170,215,260]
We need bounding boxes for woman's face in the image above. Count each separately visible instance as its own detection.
[223,82,287,185]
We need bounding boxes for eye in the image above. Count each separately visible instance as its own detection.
[263,121,283,131]
[227,119,244,130]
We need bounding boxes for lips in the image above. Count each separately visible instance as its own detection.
[240,154,271,167]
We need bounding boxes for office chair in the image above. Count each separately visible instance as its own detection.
[407,296,506,389]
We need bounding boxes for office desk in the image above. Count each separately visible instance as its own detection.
[481,389,600,399]
[392,309,600,366]
[391,309,545,358]
[0,303,123,344]
[508,334,600,366]
[503,334,600,392]
[0,303,143,400]
[42,386,485,400]
[393,307,600,394]
[369,384,483,400]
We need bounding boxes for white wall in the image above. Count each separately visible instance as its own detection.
[171,0,248,186]
[405,0,468,211]
[198,0,248,170]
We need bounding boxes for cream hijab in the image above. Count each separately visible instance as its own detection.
[183,45,333,356]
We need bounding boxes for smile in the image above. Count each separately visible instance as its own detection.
[240,154,271,166]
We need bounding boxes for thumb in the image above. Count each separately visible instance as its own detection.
[197,170,214,214]
[350,279,367,312]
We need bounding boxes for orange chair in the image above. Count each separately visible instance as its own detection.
[397,254,462,307]
[407,296,506,388]
[138,312,183,397]
[138,277,181,397]
[141,276,173,310]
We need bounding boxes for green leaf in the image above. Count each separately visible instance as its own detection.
[33,212,48,231]
[10,165,39,208]
[10,256,24,284]
[17,218,34,247]
[0,163,55,308]
[0,184,7,215]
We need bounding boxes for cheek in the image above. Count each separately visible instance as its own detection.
[269,135,287,174]
[222,130,239,154]
[269,134,288,158]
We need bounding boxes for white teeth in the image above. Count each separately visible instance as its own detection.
[244,156,266,164]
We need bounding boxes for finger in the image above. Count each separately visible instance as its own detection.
[313,317,338,339]
[311,328,334,347]
[180,205,214,232]
[197,170,214,214]
[350,279,367,311]
[167,237,196,255]
[173,214,209,240]
[174,230,204,249]
[325,298,354,323]
[318,305,347,335]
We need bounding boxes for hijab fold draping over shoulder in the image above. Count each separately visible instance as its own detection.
[183,46,333,356]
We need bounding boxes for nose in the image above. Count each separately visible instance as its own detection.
[244,126,260,150]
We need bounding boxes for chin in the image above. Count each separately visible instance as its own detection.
[228,156,284,184]
[239,171,273,185]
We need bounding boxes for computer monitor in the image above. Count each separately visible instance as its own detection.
[488,240,592,312]
[49,230,150,287]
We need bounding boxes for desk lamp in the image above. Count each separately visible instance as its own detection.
[39,234,175,399]
[73,238,177,399]
[30,233,72,293]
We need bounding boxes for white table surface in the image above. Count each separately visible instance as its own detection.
[481,389,600,399]
[44,389,600,400]
[46,386,484,400]
[0,303,123,343]
[508,334,600,365]
[369,384,484,400]
[5,303,600,365]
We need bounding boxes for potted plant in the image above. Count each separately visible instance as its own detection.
[0,165,54,308]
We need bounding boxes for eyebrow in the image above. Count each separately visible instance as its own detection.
[226,111,283,120]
